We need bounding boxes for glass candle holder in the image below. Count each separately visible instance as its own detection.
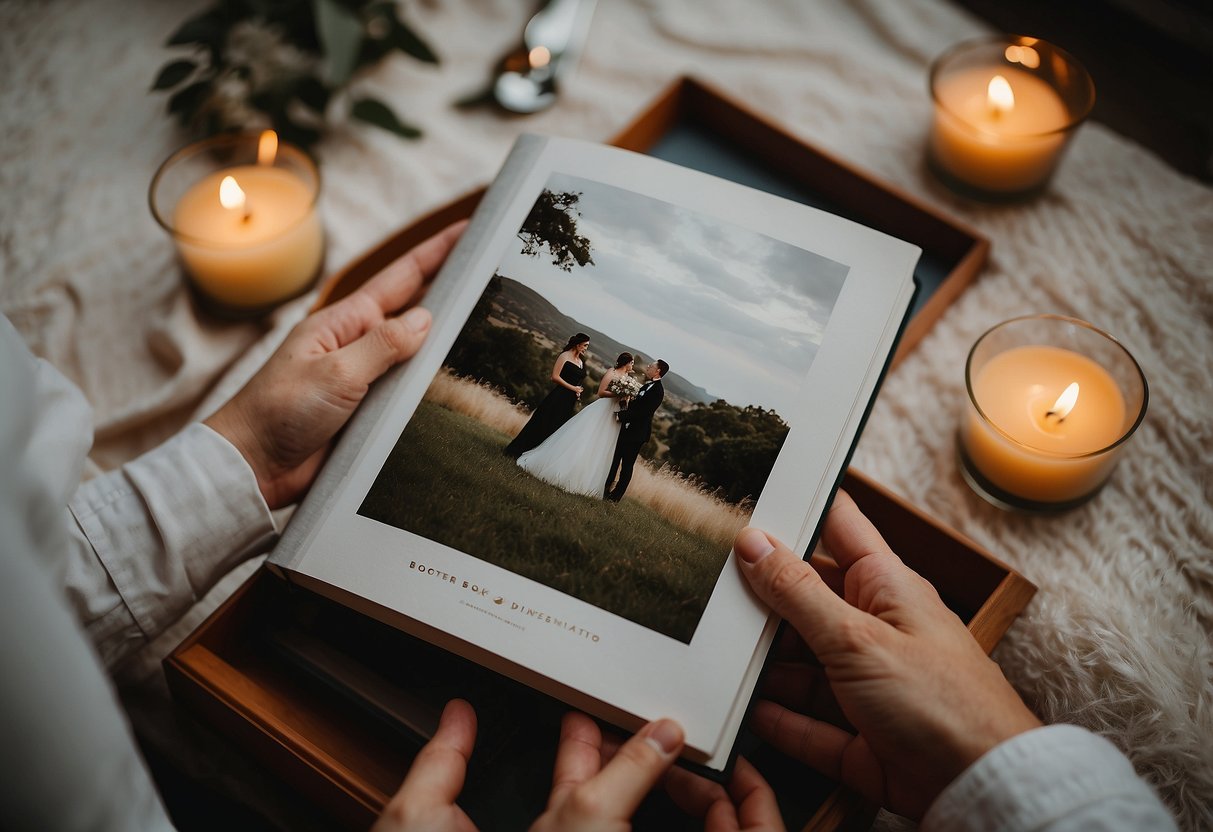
[957,315,1148,513]
[150,131,325,318]
[928,35,1095,200]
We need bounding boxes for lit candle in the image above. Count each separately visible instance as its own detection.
[958,316,1148,511]
[928,36,1094,198]
[150,131,324,315]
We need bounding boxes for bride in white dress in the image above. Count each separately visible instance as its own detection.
[517,353,636,497]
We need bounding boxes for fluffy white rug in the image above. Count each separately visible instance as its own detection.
[2,0,1210,828]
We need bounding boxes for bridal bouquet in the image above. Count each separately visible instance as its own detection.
[609,374,643,422]
[608,375,643,399]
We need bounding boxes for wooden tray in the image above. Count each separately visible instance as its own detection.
[166,470,1033,830]
[167,79,1023,830]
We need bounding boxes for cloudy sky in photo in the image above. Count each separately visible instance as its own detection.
[496,173,849,416]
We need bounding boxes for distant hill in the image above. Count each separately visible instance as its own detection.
[489,274,718,409]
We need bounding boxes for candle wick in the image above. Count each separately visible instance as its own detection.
[241,209,252,224]
[1044,409,1066,423]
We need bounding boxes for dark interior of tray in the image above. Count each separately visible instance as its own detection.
[246,577,840,831]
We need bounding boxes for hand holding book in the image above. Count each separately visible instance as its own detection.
[735,491,1042,821]
[369,491,1045,829]
[205,222,466,509]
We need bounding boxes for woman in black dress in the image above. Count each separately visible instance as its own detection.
[503,333,589,458]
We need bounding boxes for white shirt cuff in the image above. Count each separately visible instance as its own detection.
[70,422,276,644]
[923,724,1175,832]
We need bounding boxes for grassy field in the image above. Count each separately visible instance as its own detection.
[358,400,733,643]
[424,369,750,548]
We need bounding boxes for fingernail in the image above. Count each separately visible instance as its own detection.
[402,306,431,333]
[644,719,683,755]
[736,527,775,564]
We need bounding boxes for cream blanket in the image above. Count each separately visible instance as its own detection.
[2,0,1210,828]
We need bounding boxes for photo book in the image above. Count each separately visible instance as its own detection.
[268,134,920,776]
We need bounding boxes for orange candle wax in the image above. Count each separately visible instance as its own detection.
[961,345,1127,503]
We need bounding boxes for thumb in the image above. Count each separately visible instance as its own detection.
[339,306,432,384]
[734,527,863,657]
[571,719,684,822]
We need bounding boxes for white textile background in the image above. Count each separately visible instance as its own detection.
[2,0,1210,828]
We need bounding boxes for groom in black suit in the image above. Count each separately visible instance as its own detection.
[604,359,668,502]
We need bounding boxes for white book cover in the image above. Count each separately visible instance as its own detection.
[270,135,919,775]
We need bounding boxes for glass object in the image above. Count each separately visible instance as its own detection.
[150,131,324,318]
[928,35,1095,200]
[958,314,1147,512]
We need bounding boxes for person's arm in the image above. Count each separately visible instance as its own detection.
[636,383,663,420]
[62,222,465,670]
[923,724,1176,832]
[1,319,175,831]
[63,424,276,669]
[734,491,1176,828]
[597,370,616,397]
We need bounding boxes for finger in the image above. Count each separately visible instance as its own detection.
[727,757,784,832]
[392,699,477,808]
[734,527,866,657]
[663,764,730,820]
[809,551,844,597]
[770,625,817,665]
[361,220,467,313]
[332,306,432,386]
[599,729,622,764]
[314,221,465,347]
[760,663,850,739]
[821,490,899,573]
[704,798,742,832]
[761,661,826,707]
[750,699,851,782]
[573,718,683,820]
[548,712,603,808]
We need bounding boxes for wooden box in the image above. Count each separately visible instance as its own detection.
[166,78,1025,830]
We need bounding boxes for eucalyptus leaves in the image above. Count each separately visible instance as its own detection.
[151,0,437,150]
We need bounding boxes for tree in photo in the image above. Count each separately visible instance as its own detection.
[443,276,552,407]
[517,189,595,272]
[665,401,790,504]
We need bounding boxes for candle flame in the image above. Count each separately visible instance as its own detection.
[219,175,246,210]
[987,74,1015,115]
[1048,382,1080,420]
[528,45,551,69]
[257,130,278,166]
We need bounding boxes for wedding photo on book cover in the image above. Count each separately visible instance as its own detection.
[269,136,918,771]
[358,172,848,645]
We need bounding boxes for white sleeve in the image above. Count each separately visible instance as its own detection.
[64,423,278,669]
[922,724,1176,832]
[1,315,175,830]
[3,312,277,671]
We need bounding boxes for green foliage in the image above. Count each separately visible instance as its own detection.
[350,97,421,137]
[442,276,555,408]
[152,0,438,150]
[151,60,198,91]
[357,401,730,643]
[518,190,595,273]
[665,400,789,504]
[312,0,362,85]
